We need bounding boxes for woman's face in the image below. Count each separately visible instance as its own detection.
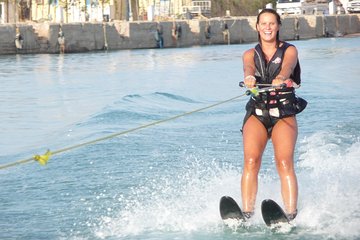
[256,12,280,43]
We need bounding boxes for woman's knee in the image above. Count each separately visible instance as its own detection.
[276,158,295,173]
[244,156,261,172]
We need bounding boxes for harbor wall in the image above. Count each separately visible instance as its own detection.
[1,14,359,54]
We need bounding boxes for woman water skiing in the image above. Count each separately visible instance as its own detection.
[240,8,306,221]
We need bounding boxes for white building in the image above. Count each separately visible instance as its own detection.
[138,0,211,20]
[0,0,211,23]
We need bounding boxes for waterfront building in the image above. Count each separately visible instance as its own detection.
[137,0,211,20]
[0,0,211,23]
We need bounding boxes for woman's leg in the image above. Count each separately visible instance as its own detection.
[241,115,268,213]
[271,116,298,215]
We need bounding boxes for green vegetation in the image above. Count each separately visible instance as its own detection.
[211,0,278,17]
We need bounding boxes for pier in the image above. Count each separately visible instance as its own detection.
[1,14,359,54]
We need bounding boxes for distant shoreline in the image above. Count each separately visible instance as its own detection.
[1,14,359,55]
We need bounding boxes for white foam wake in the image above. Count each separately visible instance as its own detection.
[94,158,240,238]
[94,130,360,239]
[296,131,360,239]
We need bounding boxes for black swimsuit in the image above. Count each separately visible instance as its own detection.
[242,42,307,137]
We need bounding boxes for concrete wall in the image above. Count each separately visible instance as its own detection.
[1,14,359,54]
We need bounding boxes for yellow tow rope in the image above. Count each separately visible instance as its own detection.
[0,94,246,170]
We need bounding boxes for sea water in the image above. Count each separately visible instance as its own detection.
[0,37,359,240]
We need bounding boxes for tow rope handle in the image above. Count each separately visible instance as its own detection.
[239,81,287,97]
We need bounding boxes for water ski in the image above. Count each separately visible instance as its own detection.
[261,199,289,226]
[219,196,246,221]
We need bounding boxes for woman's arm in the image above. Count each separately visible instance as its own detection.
[273,46,298,86]
[242,48,256,88]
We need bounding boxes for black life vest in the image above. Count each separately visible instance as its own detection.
[245,42,307,119]
[254,42,301,86]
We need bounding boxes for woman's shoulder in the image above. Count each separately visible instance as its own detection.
[280,41,297,50]
[243,48,255,57]
[279,41,298,56]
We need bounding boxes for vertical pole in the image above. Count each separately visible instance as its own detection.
[29,0,32,21]
[66,0,68,23]
[168,0,171,17]
[14,0,17,22]
[84,0,87,21]
[128,0,132,20]
[120,0,123,20]
[135,0,138,20]
[6,0,9,22]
